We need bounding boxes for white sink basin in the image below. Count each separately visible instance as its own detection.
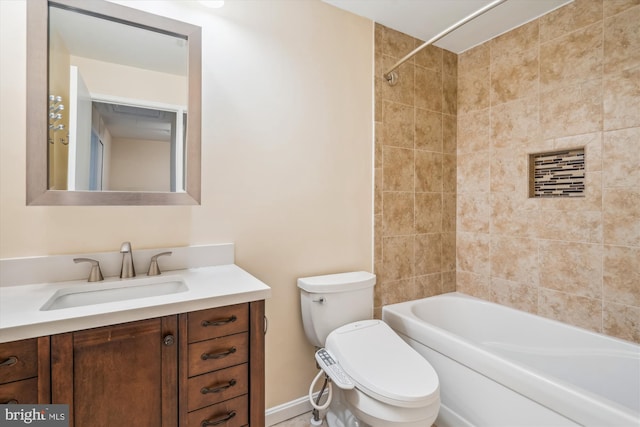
[40,277,189,311]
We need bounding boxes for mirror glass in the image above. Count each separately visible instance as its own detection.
[27,0,201,205]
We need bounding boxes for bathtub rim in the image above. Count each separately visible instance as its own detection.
[382,292,640,427]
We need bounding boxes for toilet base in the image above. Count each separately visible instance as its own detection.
[325,388,438,427]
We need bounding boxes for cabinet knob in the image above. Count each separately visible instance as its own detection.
[0,356,18,367]
[163,335,176,346]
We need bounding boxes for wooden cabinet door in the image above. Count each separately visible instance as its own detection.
[52,317,177,427]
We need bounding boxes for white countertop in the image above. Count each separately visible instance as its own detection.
[0,264,271,343]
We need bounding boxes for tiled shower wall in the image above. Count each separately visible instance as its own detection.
[374,0,639,343]
[456,0,639,343]
[373,24,457,317]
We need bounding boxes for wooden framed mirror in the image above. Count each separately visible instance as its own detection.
[26,0,201,205]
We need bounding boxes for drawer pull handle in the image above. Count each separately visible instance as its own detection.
[2,399,19,405]
[201,379,237,395]
[201,315,237,328]
[201,410,236,426]
[201,347,236,361]
[0,356,17,367]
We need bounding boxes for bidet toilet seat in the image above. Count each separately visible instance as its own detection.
[325,319,439,409]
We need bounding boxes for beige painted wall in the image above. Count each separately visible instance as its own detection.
[108,137,170,192]
[0,0,373,408]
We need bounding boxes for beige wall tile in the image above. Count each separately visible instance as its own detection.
[443,115,457,154]
[415,192,442,233]
[382,191,414,236]
[374,122,383,168]
[382,101,414,148]
[415,151,442,192]
[603,301,640,343]
[491,20,539,56]
[415,108,443,151]
[458,109,490,153]
[603,67,640,130]
[540,79,603,139]
[540,22,603,91]
[604,0,640,17]
[491,47,539,105]
[491,148,527,193]
[374,213,382,262]
[457,151,490,193]
[377,278,421,306]
[538,289,603,333]
[603,187,640,246]
[415,233,442,275]
[416,67,443,112]
[458,66,490,114]
[380,56,415,106]
[414,43,442,71]
[604,5,640,74]
[539,0,603,43]
[603,127,640,188]
[374,24,455,313]
[535,210,603,243]
[443,71,458,116]
[457,232,491,276]
[456,270,491,300]
[491,192,538,238]
[603,245,640,306]
[459,44,490,72]
[490,278,538,313]
[442,232,456,271]
[552,132,602,172]
[374,167,382,215]
[457,192,491,233]
[382,236,414,282]
[380,26,416,59]
[491,97,540,149]
[443,154,457,193]
[417,273,444,298]
[491,236,539,285]
[442,271,456,292]
[539,240,603,299]
[383,146,414,191]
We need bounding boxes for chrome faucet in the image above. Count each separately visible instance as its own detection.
[119,241,136,278]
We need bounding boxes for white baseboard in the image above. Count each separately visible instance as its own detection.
[265,393,324,426]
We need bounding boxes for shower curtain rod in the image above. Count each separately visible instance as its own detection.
[384,0,508,85]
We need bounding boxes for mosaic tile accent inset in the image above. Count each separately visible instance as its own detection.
[530,149,585,197]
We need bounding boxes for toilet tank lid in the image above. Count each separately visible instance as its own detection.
[297,271,376,293]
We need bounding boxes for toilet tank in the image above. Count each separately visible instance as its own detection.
[297,271,376,347]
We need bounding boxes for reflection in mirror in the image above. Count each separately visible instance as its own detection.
[27,0,201,205]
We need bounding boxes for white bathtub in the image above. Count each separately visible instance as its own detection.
[382,292,640,427]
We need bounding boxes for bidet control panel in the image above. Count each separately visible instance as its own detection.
[315,348,354,390]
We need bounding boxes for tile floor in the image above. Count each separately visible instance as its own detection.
[272,412,326,426]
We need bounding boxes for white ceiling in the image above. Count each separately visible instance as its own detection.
[322,0,573,53]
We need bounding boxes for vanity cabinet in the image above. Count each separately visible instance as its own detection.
[0,337,50,405]
[180,304,251,427]
[51,317,178,427]
[48,301,265,427]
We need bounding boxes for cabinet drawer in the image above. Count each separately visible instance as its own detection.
[0,377,38,405]
[189,333,248,377]
[0,339,38,384]
[188,304,249,343]
[186,394,248,427]
[188,364,248,412]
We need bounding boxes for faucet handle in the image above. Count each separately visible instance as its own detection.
[74,258,104,282]
[147,251,172,276]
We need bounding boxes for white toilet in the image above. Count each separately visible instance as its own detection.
[298,271,440,427]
